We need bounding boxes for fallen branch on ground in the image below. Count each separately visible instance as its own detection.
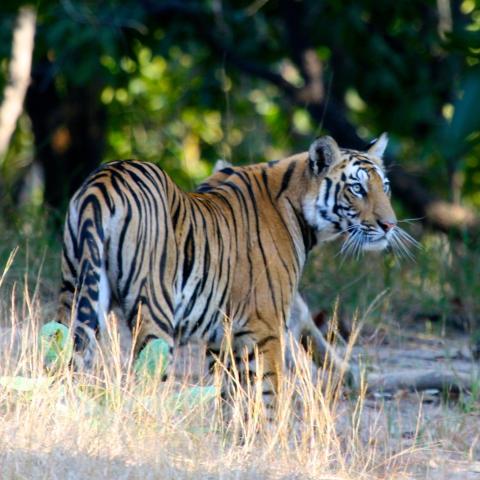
[366,369,475,395]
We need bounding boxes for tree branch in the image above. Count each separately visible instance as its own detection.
[366,369,473,395]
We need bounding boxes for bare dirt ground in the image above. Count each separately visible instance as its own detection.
[350,329,480,480]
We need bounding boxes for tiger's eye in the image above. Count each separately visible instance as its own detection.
[351,183,363,195]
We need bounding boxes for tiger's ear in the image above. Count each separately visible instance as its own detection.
[308,136,342,176]
[213,159,232,173]
[367,133,388,162]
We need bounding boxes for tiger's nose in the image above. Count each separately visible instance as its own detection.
[378,220,396,232]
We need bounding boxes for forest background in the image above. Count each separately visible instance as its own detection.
[1,0,479,329]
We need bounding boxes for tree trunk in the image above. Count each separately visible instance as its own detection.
[0,6,36,158]
[25,61,106,214]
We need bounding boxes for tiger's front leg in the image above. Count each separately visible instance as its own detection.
[231,327,283,420]
[254,334,282,417]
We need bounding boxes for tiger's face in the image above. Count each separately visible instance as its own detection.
[303,134,403,254]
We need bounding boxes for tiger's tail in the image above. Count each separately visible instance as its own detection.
[57,195,111,369]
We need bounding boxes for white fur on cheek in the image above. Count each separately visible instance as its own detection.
[302,194,342,243]
[302,194,319,230]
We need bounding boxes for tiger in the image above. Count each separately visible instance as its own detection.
[57,133,410,412]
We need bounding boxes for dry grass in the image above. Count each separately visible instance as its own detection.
[0,245,479,480]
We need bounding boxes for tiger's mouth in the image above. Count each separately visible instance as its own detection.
[340,225,420,259]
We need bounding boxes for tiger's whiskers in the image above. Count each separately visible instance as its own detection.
[389,227,421,262]
[397,216,425,225]
[339,225,420,263]
[339,227,365,262]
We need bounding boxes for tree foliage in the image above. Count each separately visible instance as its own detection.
[1,0,480,215]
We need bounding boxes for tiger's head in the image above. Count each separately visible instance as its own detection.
[205,134,416,257]
[303,134,414,255]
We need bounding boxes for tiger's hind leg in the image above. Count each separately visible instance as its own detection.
[57,205,80,329]
[70,257,111,370]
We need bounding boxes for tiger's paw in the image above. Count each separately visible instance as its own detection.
[134,338,170,379]
[39,321,73,371]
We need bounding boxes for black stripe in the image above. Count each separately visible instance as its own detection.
[60,280,75,293]
[117,193,132,285]
[257,335,278,349]
[92,181,115,214]
[234,330,255,338]
[276,162,296,200]
[78,193,104,242]
[323,177,332,206]
[240,177,280,317]
[332,183,342,216]
[285,197,317,252]
[182,226,195,289]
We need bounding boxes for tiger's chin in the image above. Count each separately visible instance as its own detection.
[362,237,389,251]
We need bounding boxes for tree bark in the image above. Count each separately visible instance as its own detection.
[0,7,36,158]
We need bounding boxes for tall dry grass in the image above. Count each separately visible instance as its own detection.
[0,246,476,479]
